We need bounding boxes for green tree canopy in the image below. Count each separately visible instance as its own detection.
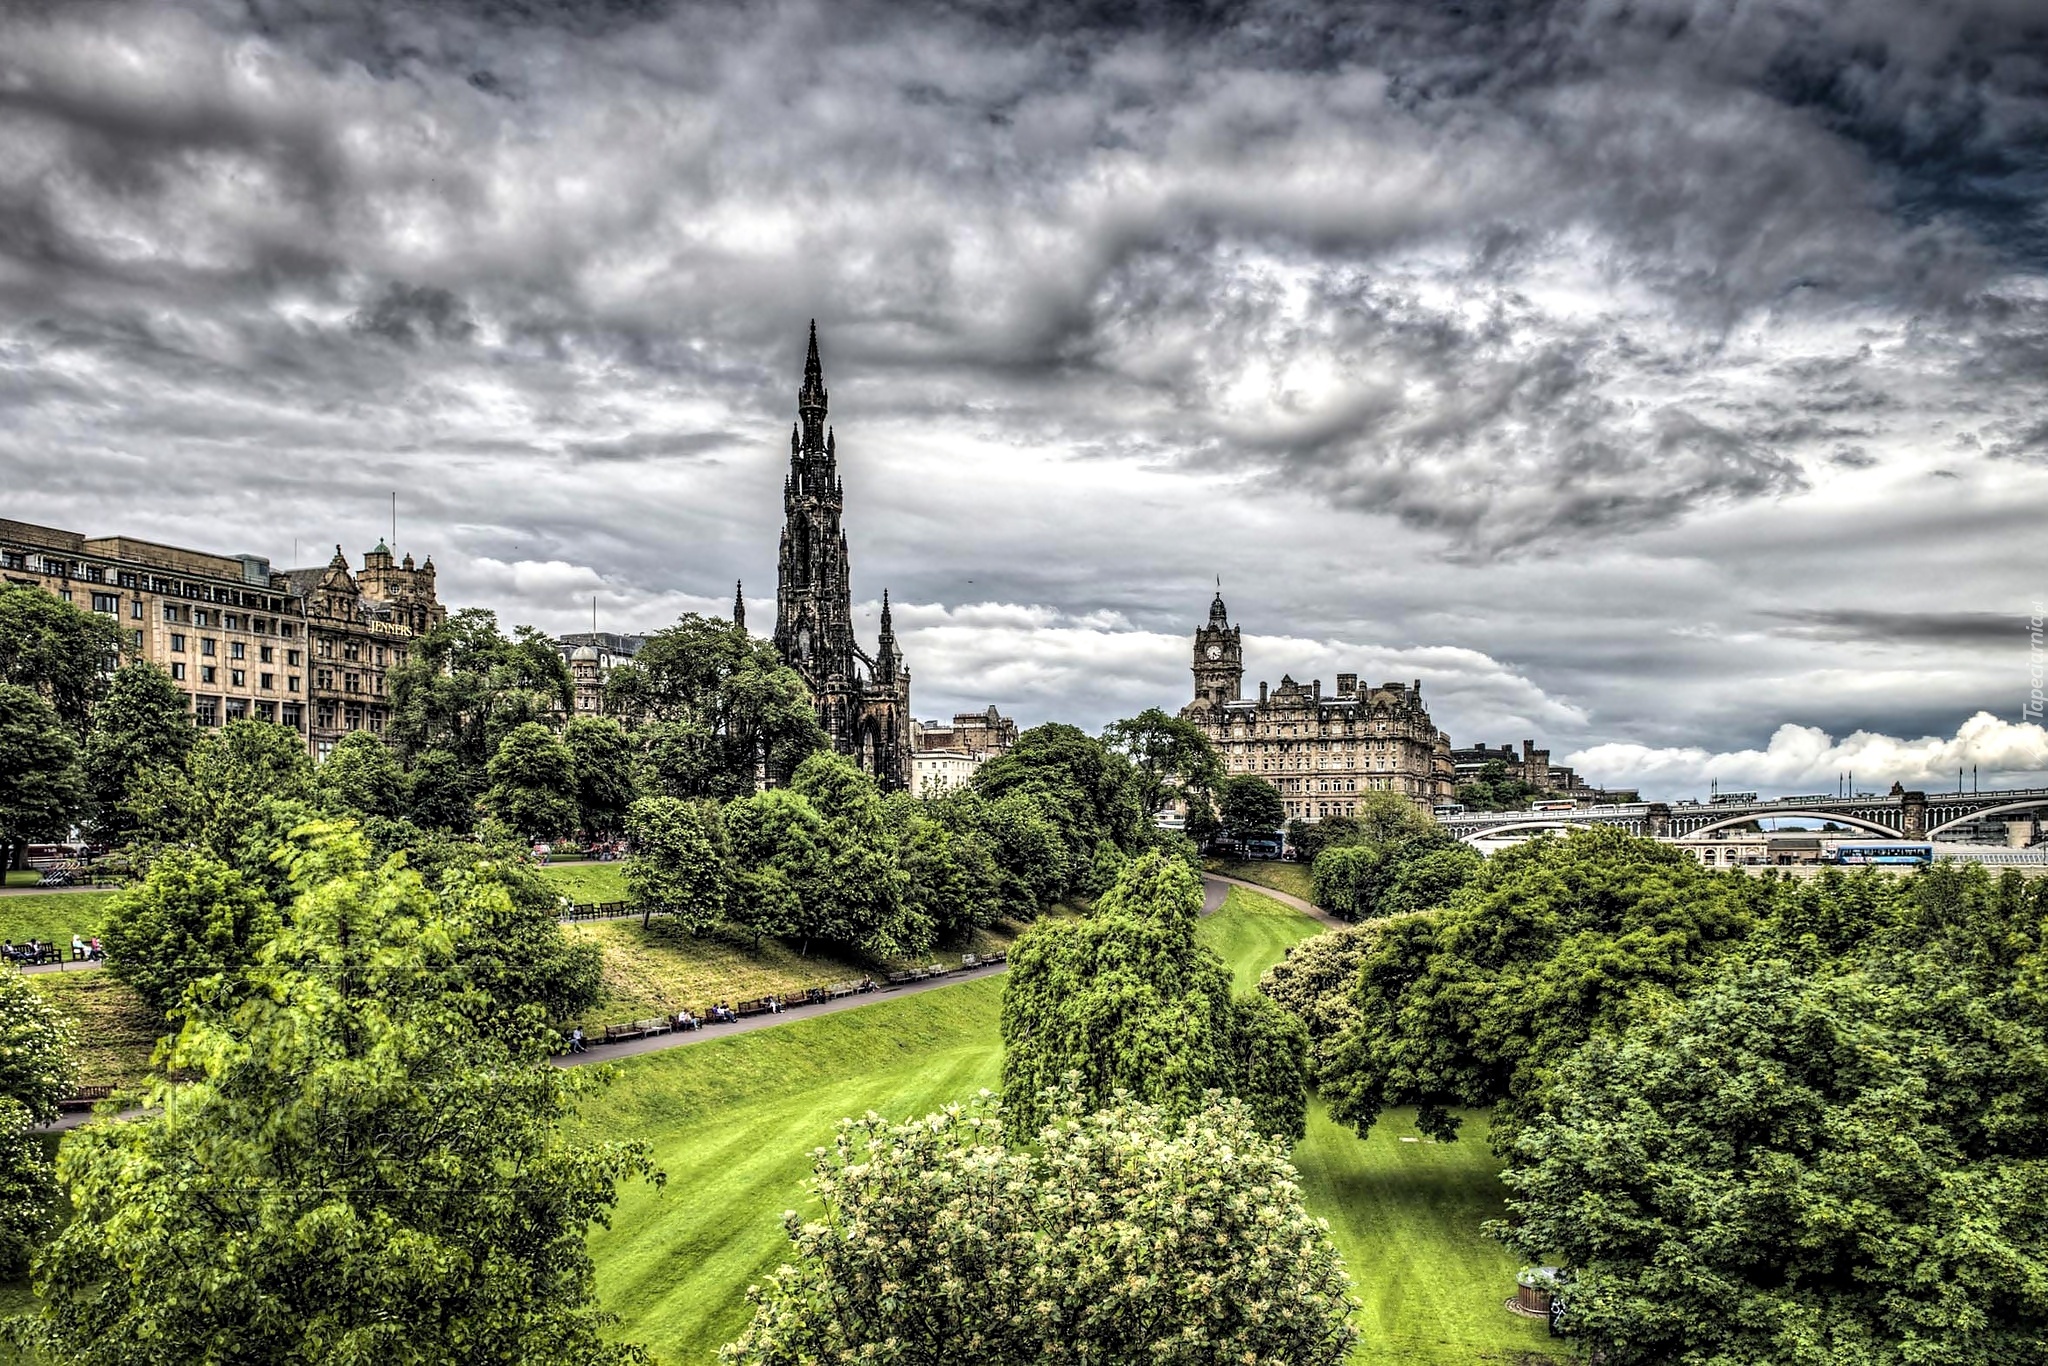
[79,661,192,842]
[1217,772,1284,841]
[482,721,578,841]
[564,716,638,838]
[722,1091,1356,1366]
[100,847,279,1018]
[0,584,121,736]
[1498,864,2048,1366]
[25,824,658,1366]
[1322,827,1761,1144]
[0,683,83,870]
[606,615,824,798]
[386,610,573,793]
[314,729,406,820]
[975,722,1146,888]
[127,718,313,859]
[0,971,73,1275]
[405,748,477,832]
[1454,758,1537,812]
[1101,706,1224,817]
[1001,854,1308,1142]
[623,796,730,933]
[887,795,999,945]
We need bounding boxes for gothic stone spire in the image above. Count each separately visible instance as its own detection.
[733,580,745,631]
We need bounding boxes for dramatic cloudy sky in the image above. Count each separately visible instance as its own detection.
[4,0,2047,795]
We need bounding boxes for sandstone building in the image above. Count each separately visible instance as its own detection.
[910,705,1019,795]
[771,324,913,790]
[0,518,443,760]
[1180,590,1454,822]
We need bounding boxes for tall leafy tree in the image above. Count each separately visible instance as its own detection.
[564,716,638,838]
[622,796,730,932]
[1100,706,1223,817]
[1454,758,1538,812]
[723,1091,1356,1366]
[25,824,659,1366]
[0,683,83,871]
[607,614,824,798]
[785,752,925,958]
[314,729,406,820]
[100,848,279,1018]
[1001,854,1307,1142]
[0,970,73,1276]
[482,721,577,841]
[128,718,313,859]
[79,661,192,842]
[1217,772,1284,841]
[888,794,1000,945]
[974,722,1146,888]
[0,584,121,737]
[387,610,572,789]
[406,748,477,832]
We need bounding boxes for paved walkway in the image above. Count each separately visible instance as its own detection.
[1202,870,1345,927]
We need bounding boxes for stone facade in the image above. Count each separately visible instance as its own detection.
[555,631,646,717]
[771,323,912,791]
[1179,591,1455,822]
[908,705,1019,795]
[1,518,443,760]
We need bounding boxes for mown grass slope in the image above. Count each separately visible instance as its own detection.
[0,892,112,949]
[585,885,1568,1365]
[1207,856,1318,905]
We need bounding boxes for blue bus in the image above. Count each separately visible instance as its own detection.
[1827,842,1933,866]
[1241,831,1286,860]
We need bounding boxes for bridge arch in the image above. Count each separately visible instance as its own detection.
[1673,809,1899,841]
[1927,796,2048,839]
[1454,818,1621,845]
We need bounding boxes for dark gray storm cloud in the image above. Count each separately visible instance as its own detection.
[2,0,2045,789]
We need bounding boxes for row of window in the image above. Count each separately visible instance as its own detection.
[10,552,289,610]
[166,634,302,665]
[188,696,304,728]
[171,663,298,691]
[160,603,297,636]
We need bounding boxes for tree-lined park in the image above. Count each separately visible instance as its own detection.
[1,583,2044,1364]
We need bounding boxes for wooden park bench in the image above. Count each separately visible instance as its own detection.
[734,998,776,1018]
[884,970,914,986]
[981,949,1007,965]
[57,1084,114,1113]
[602,1017,672,1043]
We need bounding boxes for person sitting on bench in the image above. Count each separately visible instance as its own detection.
[567,1027,588,1054]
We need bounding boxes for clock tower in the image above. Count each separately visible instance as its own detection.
[1191,588,1242,708]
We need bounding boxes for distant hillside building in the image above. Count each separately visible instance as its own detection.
[555,630,646,717]
[0,518,443,761]
[1452,738,1638,805]
[910,705,1019,794]
[1178,590,1455,821]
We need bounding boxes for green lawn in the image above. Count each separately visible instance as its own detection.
[0,892,113,948]
[1198,884,1323,994]
[580,886,1564,1365]
[28,970,163,1090]
[1208,857,1318,905]
[536,861,632,904]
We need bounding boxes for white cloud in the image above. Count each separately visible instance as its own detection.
[1567,712,2048,796]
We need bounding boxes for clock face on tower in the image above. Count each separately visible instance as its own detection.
[1206,644,1223,660]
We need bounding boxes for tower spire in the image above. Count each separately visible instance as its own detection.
[733,580,745,631]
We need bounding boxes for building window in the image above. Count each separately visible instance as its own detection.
[374,646,385,666]
[231,669,246,687]
[130,630,143,651]
[224,614,239,630]
[163,605,177,622]
[201,639,216,656]
[316,739,333,764]
[194,696,219,726]
[345,703,363,731]
[255,701,277,723]
[230,642,245,660]
[201,666,216,684]
[288,675,299,693]
[282,703,303,728]
[280,624,295,639]
[260,646,274,663]
[169,633,185,652]
[225,698,247,722]
[130,599,143,619]
[316,669,333,689]
[260,673,274,690]
[368,710,384,735]
[287,650,302,666]
[316,703,336,730]
[318,640,333,659]
[194,610,208,627]
[343,643,359,662]
[344,673,358,693]
[171,663,186,681]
